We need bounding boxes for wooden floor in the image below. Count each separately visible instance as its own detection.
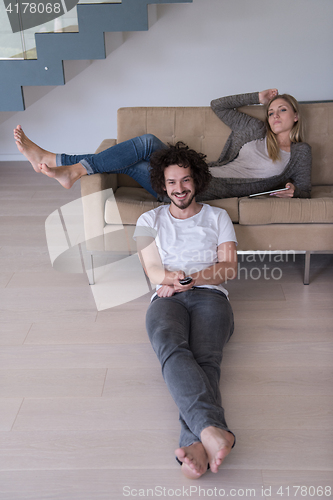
[0,162,332,500]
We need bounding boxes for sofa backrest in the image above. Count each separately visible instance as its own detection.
[117,102,333,189]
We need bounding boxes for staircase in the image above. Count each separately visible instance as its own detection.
[0,0,192,111]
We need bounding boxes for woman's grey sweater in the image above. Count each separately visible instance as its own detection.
[198,92,312,200]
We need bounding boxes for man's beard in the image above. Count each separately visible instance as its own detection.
[170,190,195,210]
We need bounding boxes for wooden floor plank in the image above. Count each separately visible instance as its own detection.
[0,369,107,398]
[0,399,23,431]
[12,394,332,431]
[0,429,331,471]
[1,341,331,369]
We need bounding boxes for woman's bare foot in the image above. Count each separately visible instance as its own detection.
[175,442,209,479]
[14,125,57,172]
[39,163,86,189]
[200,426,234,473]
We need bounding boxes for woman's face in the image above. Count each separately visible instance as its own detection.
[267,98,298,136]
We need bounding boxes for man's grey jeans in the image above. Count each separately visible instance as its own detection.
[146,287,235,448]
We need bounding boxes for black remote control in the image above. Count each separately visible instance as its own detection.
[179,277,193,285]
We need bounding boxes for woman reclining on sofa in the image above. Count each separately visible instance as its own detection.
[14,88,311,199]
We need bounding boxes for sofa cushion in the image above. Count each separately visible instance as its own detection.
[105,187,239,225]
[239,196,333,225]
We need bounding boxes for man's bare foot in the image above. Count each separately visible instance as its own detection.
[39,163,86,189]
[175,442,208,479]
[200,426,234,473]
[14,125,57,172]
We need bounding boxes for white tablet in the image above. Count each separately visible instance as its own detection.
[249,187,289,197]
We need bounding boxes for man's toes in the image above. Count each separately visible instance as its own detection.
[181,463,203,480]
[175,448,186,463]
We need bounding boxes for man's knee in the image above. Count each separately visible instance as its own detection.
[148,327,186,365]
[146,316,187,349]
[146,300,190,362]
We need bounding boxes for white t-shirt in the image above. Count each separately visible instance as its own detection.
[211,138,290,179]
[133,204,237,298]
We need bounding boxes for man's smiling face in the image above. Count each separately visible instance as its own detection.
[163,164,196,210]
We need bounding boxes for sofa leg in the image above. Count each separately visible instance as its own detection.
[86,254,95,286]
[304,251,311,285]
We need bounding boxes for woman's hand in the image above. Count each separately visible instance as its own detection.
[271,182,295,198]
[156,285,176,298]
[259,89,278,105]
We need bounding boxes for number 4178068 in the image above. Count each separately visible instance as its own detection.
[276,485,331,496]
[6,3,61,14]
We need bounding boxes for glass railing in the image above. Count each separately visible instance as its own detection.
[0,0,121,60]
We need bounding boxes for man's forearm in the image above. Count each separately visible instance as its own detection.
[145,265,184,286]
[190,262,237,285]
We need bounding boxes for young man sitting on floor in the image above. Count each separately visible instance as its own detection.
[134,142,238,479]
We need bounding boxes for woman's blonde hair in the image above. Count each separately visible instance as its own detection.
[265,94,303,161]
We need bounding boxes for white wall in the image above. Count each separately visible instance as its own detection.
[1,0,333,160]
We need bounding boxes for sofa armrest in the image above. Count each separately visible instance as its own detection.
[81,171,118,197]
[94,138,117,155]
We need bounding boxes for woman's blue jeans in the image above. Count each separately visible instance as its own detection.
[146,288,235,448]
[56,134,167,198]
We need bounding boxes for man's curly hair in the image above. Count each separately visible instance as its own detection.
[149,141,212,196]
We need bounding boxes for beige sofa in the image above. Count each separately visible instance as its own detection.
[81,102,333,284]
